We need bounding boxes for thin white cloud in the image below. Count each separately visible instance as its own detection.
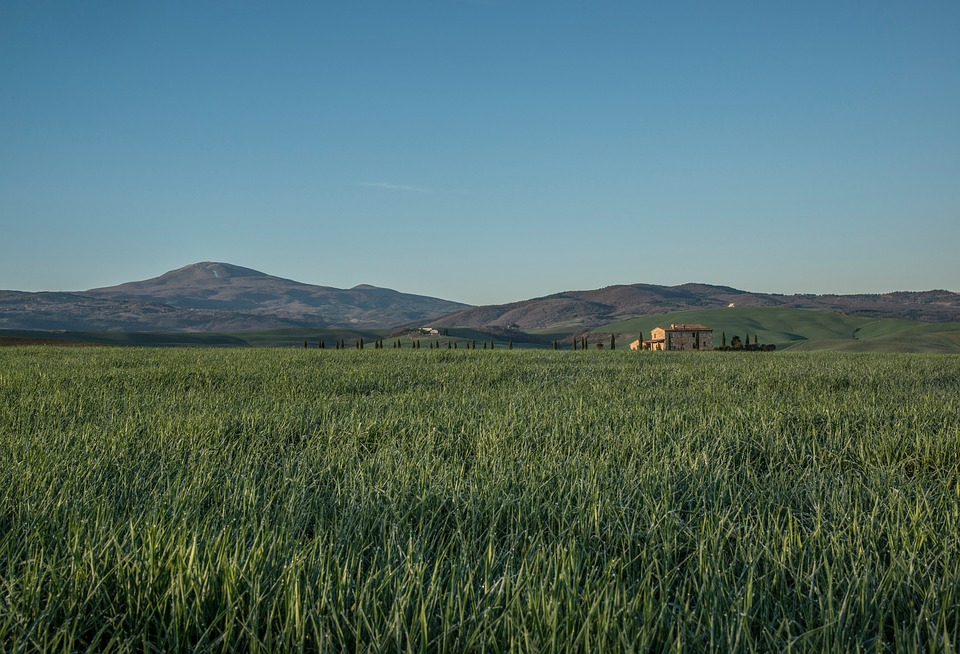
[360,182,432,193]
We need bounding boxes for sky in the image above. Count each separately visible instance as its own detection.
[2,1,958,306]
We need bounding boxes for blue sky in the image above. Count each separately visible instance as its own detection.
[2,1,958,305]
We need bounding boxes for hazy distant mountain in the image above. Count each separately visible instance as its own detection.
[3,264,957,333]
[0,262,470,332]
[432,284,960,329]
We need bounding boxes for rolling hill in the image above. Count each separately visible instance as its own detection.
[433,284,960,329]
[4,264,959,351]
[0,263,470,332]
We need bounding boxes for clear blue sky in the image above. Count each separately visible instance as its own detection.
[2,1,958,305]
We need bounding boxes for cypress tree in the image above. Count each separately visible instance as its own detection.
[304,340,308,348]
[722,331,726,347]
[508,340,513,350]
[611,334,616,350]
[553,340,558,350]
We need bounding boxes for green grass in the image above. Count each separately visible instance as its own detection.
[0,329,251,347]
[1,328,522,350]
[2,348,959,651]
[599,307,960,353]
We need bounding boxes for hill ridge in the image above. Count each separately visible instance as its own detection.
[2,263,958,332]
[432,283,960,329]
[1,263,470,332]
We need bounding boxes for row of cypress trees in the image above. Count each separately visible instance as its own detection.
[303,339,507,349]
[304,335,623,350]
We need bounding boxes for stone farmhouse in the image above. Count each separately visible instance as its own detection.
[630,324,714,351]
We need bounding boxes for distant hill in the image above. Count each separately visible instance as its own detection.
[433,283,960,329]
[0,262,470,332]
[595,307,960,353]
[4,265,958,338]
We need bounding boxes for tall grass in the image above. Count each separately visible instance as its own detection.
[1,348,958,651]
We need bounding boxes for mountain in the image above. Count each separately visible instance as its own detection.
[0,263,470,332]
[432,284,960,330]
[3,265,957,334]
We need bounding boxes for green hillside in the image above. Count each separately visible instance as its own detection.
[597,307,960,353]
[8,309,960,352]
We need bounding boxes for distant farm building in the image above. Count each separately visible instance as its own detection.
[631,324,714,351]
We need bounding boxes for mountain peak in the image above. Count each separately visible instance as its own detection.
[168,262,270,282]
[73,262,470,330]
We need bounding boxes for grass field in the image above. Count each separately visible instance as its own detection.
[2,348,959,651]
